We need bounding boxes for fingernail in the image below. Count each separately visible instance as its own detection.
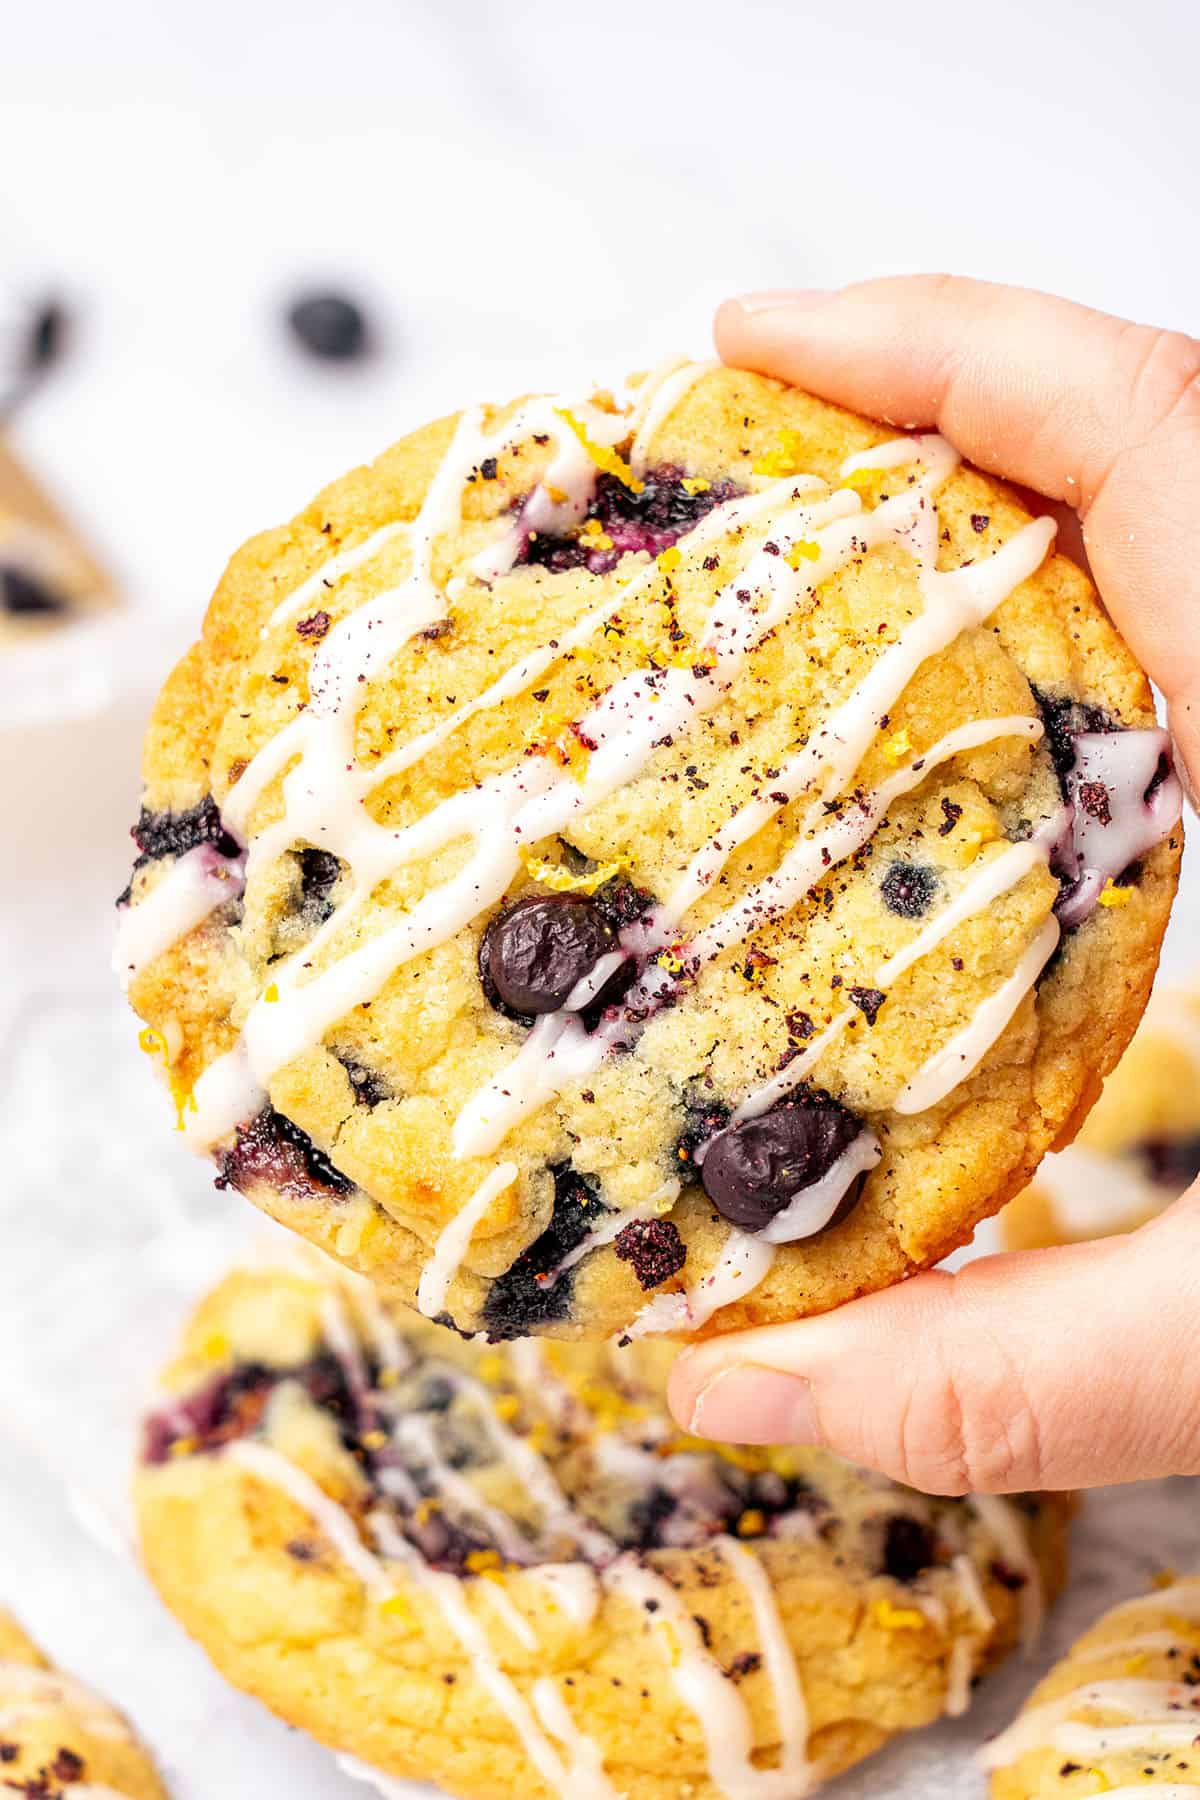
[689,1364,822,1445]
[732,288,831,317]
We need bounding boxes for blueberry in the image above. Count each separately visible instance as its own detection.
[1138,1132,1200,1191]
[699,1089,862,1232]
[518,465,743,574]
[215,1107,355,1201]
[1,564,69,615]
[1031,686,1115,793]
[881,1515,937,1583]
[480,893,616,1017]
[296,846,343,924]
[880,861,938,919]
[287,291,369,361]
[131,795,241,863]
[482,1163,607,1340]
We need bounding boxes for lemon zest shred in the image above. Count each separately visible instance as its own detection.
[882,728,912,765]
[263,982,280,1003]
[554,408,644,493]
[872,1599,928,1632]
[522,853,622,895]
[681,476,710,496]
[1097,880,1133,908]
[785,539,821,568]
[736,1509,765,1538]
[657,546,682,574]
[751,428,809,478]
[465,1549,503,1575]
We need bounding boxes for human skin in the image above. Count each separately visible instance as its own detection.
[668,276,1200,1495]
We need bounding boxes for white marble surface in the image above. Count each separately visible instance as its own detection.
[0,1,1197,1794]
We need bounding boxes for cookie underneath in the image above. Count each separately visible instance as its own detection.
[1001,982,1200,1252]
[136,1259,1072,1800]
[984,1572,1200,1796]
[117,358,1182,1340]
[0,1609,166,1799]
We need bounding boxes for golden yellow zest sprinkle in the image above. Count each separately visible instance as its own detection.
[657,546,682,574]
[263,981,280,1003]
[751,428,808,478]
[361,1429,389,1450]
[379,1592,414,1621]
[199,1331,230,1363]
[872,1599,928,1632]
[736,1509,765,1538]
[657,950,685,976]
[1097,880,1133,908]
[682,476,710,496]
[841,466,881,492]
[493,1394,520,1423]
[527,1421,554,1455]
[465,1549,503,1575]
[785,539,821,568]
[168,1435,198,1459]
[545,484,569,505]
[522,853,622,895]
[1124,1652,1148,1674]
[578,518,614,550]
[882,728,912,764]
[138,1026,167,1059]
[477,1352,508,1385]
[414,1498,441,1526]
[555,408,644,493]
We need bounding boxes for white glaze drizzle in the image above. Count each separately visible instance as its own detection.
[969,1494,1043,1653]
[943,1637,976,1719]
[113,844,245,989]
[530,1678,622,1800]
[0,1665,128,1740]
[979,1677,1200,1770]
[528,1563,601,1630]
[225,1440,393,1596]
[760,1130,882,1245]
[625,1228,778,1340]
[892,914,1061,1113]
[267,521,407,631]
[392,1412,535,1565]
[179,1041,264,1150]
[950,1553,996,1634]
[716,1536,813,1787]
[367,1510,590,1799]
[416,1162,519,1319]
[602,1554,816,1799]
[1058,728,1183,925]
[628,358,716,476]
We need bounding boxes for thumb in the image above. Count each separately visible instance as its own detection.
[667,1192,1200,1494]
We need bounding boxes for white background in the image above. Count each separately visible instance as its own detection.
[0,2,1197,1794]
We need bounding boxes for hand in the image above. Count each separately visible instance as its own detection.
[668,275,1200,1495]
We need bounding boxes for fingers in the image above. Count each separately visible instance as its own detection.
[715,276,1200,785]
[668,1194,1200,1493]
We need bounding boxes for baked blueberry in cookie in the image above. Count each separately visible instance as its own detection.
[136,1261,1073,1800]
[983,1571,1200,1796]
[1001,980,1200,1253]
[116,358,1182,1341]
[0,1610,166,1799]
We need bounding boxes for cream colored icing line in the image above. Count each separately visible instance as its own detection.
[416,1163,519,1318]
[112,844,244,989]
[628,358,716,475]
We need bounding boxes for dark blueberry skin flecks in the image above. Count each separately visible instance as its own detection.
[287,291,370,361]
[1,563,70,615]
[335,1052,393,1108]
[142,1351,359,1466]
[880,1515,938,1583]
[480,892,618,1018]
[614,1217,687,1290]
[880,861,939,919]
[118,794,243,905]
[699,1088,863,1232]
[1032,686,1115,793]
[518,466,743,575]
[296,846,344,925]
[482,1163,607,1340]
[216,1107,355,1202]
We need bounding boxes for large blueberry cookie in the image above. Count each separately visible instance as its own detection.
[136,1261,1071,1800]
[116,359,1182,1339]
[1001,982,1200,1252]
[0,440,115,644]
[984,1573,1200,1795]
[0,1609,167,1798]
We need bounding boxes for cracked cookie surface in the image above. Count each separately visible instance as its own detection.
[136,1260,1072,1800]
[117,360,1182,1339]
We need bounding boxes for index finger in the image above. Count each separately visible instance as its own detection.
[715,276,1200,784]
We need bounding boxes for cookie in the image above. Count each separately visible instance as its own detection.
[0,1609,167,1798]
[0,439,116,644]
[984,1573,1200,1795]
[1001,983,1200,1252]
[116,358,1183,1341]
[136,1260,1071,1800]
